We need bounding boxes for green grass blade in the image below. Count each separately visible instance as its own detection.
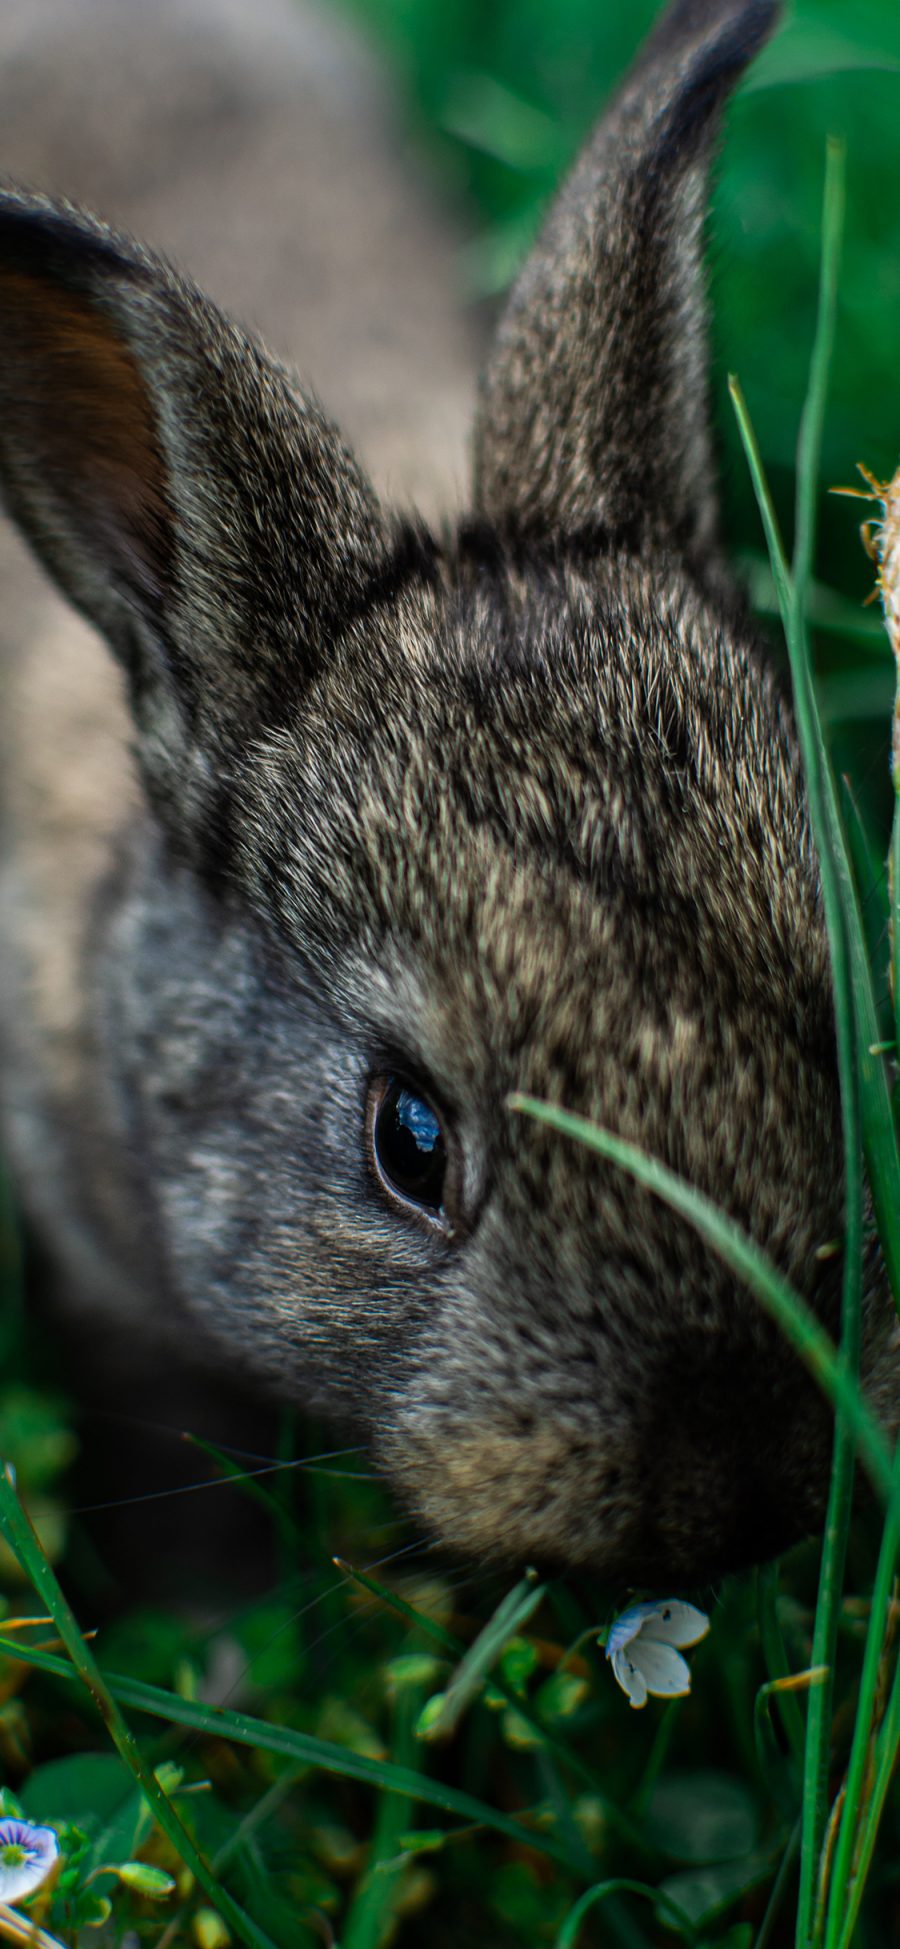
[332,1554,459,1656]
[508,1098,893,1505]
[728,143,900,1945]
[756,1563,806,1770]
[0,1902,67,1949]
[840,777,890,991]
[335,1556,645,1842]
[184,1433,300,1537]
[839,794,900,1293]
[0,1467,279,1949]
[783,140,860,1949]
[822,1437,900,1948]
[892,802,900,1066]
[729,388,900,1310]
[341,1689,423,1949]
[754,1680,800,1813]
[831,1639,900,1949]
[555,1877,697,1947]
[0,1631,584,1873]
[754,1823,802,1949]
[800,1471,855,1949]
[420,1571,545,1738]
[792,138,845,594]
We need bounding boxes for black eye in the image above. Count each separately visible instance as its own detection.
[367,1074,448,1223]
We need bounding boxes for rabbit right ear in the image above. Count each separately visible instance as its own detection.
[473,0,779,566]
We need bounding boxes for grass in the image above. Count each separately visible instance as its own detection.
[2,1,900,1945]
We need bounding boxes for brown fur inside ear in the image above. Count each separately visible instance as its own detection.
[0,266,172,606]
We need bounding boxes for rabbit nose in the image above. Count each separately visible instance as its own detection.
[634,1335,833,1582]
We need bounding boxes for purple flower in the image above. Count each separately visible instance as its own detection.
[0,1818,59,1905]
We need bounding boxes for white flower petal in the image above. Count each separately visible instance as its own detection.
[631,1639,692,1698]
[639,1601,710,1650]
[612,1647,648,1708]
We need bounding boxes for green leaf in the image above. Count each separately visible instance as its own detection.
[91,1789,147,1874]
[21,1753,134,1833]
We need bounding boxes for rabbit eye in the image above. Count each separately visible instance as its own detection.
[367,1074,448,1225]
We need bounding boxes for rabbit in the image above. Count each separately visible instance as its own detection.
[0,0,896,1594]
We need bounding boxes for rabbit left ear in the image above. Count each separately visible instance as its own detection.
[0,190,396,838]
[473,0,779,568]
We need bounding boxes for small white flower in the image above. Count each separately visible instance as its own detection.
[605,1599,710,1709]
[0,1817,59,1904]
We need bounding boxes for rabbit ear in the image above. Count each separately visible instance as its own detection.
[0,190,395,836]
[473,0,779,564]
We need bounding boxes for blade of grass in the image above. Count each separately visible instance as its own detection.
[155,1765,308,1949]
[840,779,889,1003]
[629,1702,682,1816]
[555,1878,697,1948]
[0,1632,584,1874]
[0,1904,66,1949]
[334,1556,645,1845]
[332,1553,460,1657]
[513,1071,894,1939]
[757,1563,806,1770]
[724,142,899,1944]
[822,1437,900,1948]
[0,1466,279,1949]
[754,1822,802,1949]
[890,466,900,1065]
[738,552,895,648]
[185,1433,299,1538]
[419,1571,545,1738]
[508,1099,894,1506]
[831,1624,900,1949]
[727,390,900,1311]
[341,1687,422,1949]
[892,804,900,1067]
[782,138,860,1949]
[840,790,900,1287]
[754,1673,826,1822]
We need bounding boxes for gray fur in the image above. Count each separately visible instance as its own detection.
[0,0,896,1588]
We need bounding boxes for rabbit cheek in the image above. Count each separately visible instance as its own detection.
[378,1413,621,1571]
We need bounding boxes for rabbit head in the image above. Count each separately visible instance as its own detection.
[0,0,892,1589]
